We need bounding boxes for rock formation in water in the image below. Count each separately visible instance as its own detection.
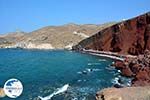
[114,50,150,86]
[73,12,150,55]
[0,23,116,49]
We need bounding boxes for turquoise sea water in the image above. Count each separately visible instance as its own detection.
[0,49,124,100]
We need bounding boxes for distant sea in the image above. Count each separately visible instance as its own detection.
[0,49,129,100]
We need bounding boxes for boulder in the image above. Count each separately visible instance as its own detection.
[132,68,150,86]
[135,70,150,80]
[121,67,133,77]
[114,61,126,70]
[129,64,141,74]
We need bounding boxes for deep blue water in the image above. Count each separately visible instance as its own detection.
[0,49,124,100]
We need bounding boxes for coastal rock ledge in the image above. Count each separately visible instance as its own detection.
[96,86,150,100]
[114,50,150,86]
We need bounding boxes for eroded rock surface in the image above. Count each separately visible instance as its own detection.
[114,50,150,86]
[73,12,150,55]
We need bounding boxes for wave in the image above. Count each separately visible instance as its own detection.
[77,68,101,75]
[105,66,115,71]
[98,59,107,62]
[38,84,69,100]
[111,76,132,87]
[87,63,101,66]
[111,77,120,85]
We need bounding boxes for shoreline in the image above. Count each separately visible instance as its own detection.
[0,47,72,51]
[96,50,150,100]
[86,52,124,61]
[76,49,150,100]
[1,48,149,100]
[80,49,137,61]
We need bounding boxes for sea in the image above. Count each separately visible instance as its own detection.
[0,49,131,100]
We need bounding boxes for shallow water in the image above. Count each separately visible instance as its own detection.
[0,49,125,100]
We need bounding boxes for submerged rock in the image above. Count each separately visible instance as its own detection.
[113,61,126,70]
[112,50,150,86]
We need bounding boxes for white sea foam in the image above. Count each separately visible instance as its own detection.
[98,59,107,62]
[105,66,115,71]
[77,68,101,75]
[117,70,121,73]
[77,71,82,74]
[38,84,69,100]
[87,63,101,66]
[111,77,120,84]
[111,76,132,87]
[77,80,82,82]
[86,68,91,72]
[87,63,92,66]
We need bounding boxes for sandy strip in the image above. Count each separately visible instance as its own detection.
[89,53,124,61]
[82,49,125,61]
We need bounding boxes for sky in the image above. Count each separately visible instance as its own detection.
[0,0,150,34]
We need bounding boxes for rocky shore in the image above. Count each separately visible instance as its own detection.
[113,50,150,86]
[0,11,149,99]
[95,50,150,100]
[72,12,150,100]
[81,49,150,87]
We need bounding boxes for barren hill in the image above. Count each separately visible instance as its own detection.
[0,23,116,49]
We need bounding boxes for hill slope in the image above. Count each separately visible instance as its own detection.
[73,12,150,55]
[0,23,116,49]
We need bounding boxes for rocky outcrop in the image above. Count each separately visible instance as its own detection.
[73,12,150,55]
[25,42,54,49]
[114,50,150,86]
[3,42,54,50]
[113,60,134,77]
[96,86,150,100]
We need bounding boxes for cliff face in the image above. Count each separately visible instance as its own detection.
[73,12,150,55]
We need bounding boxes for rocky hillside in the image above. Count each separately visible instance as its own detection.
[0,32,25,47]
[0,23,115,49]
[73,12,150,55]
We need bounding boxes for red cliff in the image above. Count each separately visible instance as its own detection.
[73,12,150,55]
